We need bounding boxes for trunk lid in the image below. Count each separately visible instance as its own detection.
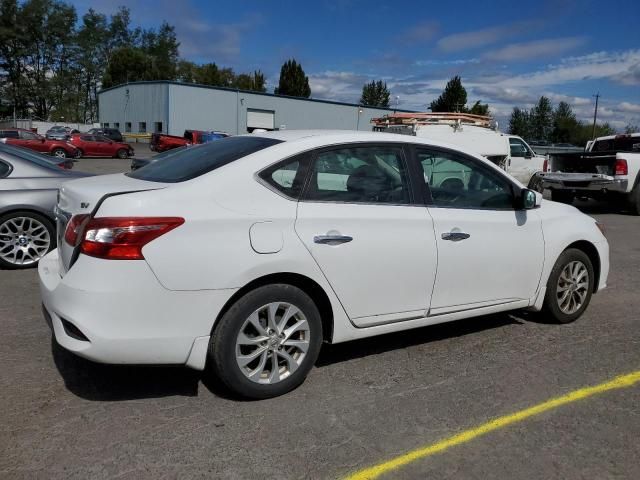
[55,173,167,275]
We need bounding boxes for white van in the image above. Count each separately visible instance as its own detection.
[372,113,546,190]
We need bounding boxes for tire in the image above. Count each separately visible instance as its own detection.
[628,185,640,216]
[528,174,544,193]
[51,148,67,159]
[551,190,573,204]
[116,148,129,159]
[74,149,83,159]
[0,211,55,269]
[541,248,594,324]
[207,284,323,399]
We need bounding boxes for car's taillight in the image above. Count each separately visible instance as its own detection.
[79,217,184,260]
[64,214,90,246]
[543,158,548,172]
[615,159,628,176]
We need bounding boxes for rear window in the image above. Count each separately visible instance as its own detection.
[127,136,283,183]
[592,136,640,152]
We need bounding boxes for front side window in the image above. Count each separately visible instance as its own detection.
[303,145,410,204]
[509,138,532,157]
[19,130,39,140]
[418,148,514,210]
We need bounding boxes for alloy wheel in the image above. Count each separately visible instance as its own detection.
[235,302,310,384]
[556,260,589,315]
[0,216,51,266]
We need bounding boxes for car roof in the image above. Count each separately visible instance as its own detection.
[249,129,496,161]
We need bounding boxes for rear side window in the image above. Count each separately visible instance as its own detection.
[0,160,11,177]
[128,136,283,183]
[259,153,309,199]
[0,130,19,139]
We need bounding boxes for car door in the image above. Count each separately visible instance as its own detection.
[94,135,114,156]
[416,146,544,315]
[508,137,539,185]
[80,135,100,156]
[294,143,438,327]
[18,130,46,152]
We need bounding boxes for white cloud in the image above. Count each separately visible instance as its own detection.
[483,37,586,62]
[399,21,440,44]
[493,49,640,88]
[436,22,536,52]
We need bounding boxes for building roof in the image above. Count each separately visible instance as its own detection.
[98,80,415,112]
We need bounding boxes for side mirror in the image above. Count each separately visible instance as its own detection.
[521,189,538,209]
[41,137,45,143]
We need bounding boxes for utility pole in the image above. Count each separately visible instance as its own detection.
[591,93,600,140]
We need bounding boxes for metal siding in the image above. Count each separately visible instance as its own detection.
[98,84,168,133]
[100,82,403,136]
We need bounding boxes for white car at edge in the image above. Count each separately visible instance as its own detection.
[39,130,609,399]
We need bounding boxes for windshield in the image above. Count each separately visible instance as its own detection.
[128,136,283,183]
[0,143,63,170]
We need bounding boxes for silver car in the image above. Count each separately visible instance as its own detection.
[0,144,91,269]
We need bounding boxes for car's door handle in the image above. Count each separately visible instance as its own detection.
[441,232,470,241]
[314,235,353,245]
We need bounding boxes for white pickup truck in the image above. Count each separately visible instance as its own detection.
[372,113,546,190]
[541,133,640,215]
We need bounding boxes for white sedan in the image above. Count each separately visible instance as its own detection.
[39,131,609,399]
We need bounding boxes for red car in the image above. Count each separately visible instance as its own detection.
[69,134,134,158]
[150,130,228,153]
[0,128,79,159]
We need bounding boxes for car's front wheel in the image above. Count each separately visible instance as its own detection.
[51,148,67,159]
[116,148,129,159]
[208,284,323,399]
[542,248,594,323]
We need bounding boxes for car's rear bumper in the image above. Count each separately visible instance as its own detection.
[541,173,628,193]
[38,249,236,369]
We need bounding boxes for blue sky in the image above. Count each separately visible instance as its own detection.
[73,0,640,129]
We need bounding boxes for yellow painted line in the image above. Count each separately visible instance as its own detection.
[345,370,640,480]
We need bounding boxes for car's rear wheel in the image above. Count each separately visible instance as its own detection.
[0,211,55,269]
[542,248,594,323]
[116,148,129,159]
[551,190,573,204]
[207,284,323,399]
[628,185,640,216]
[51,148,67,159]
[528,174,544,193]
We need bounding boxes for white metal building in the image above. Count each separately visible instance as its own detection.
[97,81,412,136]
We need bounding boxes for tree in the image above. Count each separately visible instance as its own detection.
[429,75,467,112]
[530,96,553,141]
[274,59,310,98]
[359,80,390,107]
[235,70,267,92]
[509,107,531,138]
[469,100,489,116]
[625,124,639,134]
[102,47,151,88]
[551,101,578,143]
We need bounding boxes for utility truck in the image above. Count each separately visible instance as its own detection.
[372,113,546,190]
[541,133,640,215]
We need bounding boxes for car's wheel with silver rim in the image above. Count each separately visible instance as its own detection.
[116,148,129,159]
[208,284,323,399]
[0,211,55,269]
[542,248,594,323]
[51,148,67,159]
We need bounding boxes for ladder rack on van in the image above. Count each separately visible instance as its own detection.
[371,112,495,129]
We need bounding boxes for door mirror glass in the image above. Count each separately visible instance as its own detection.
[522,189,537,209]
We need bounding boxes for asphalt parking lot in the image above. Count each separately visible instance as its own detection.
[1,154,639,479]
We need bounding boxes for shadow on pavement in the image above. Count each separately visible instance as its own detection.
[316,312,523,367]
[51,338,201,401]
[52,311,551,401]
